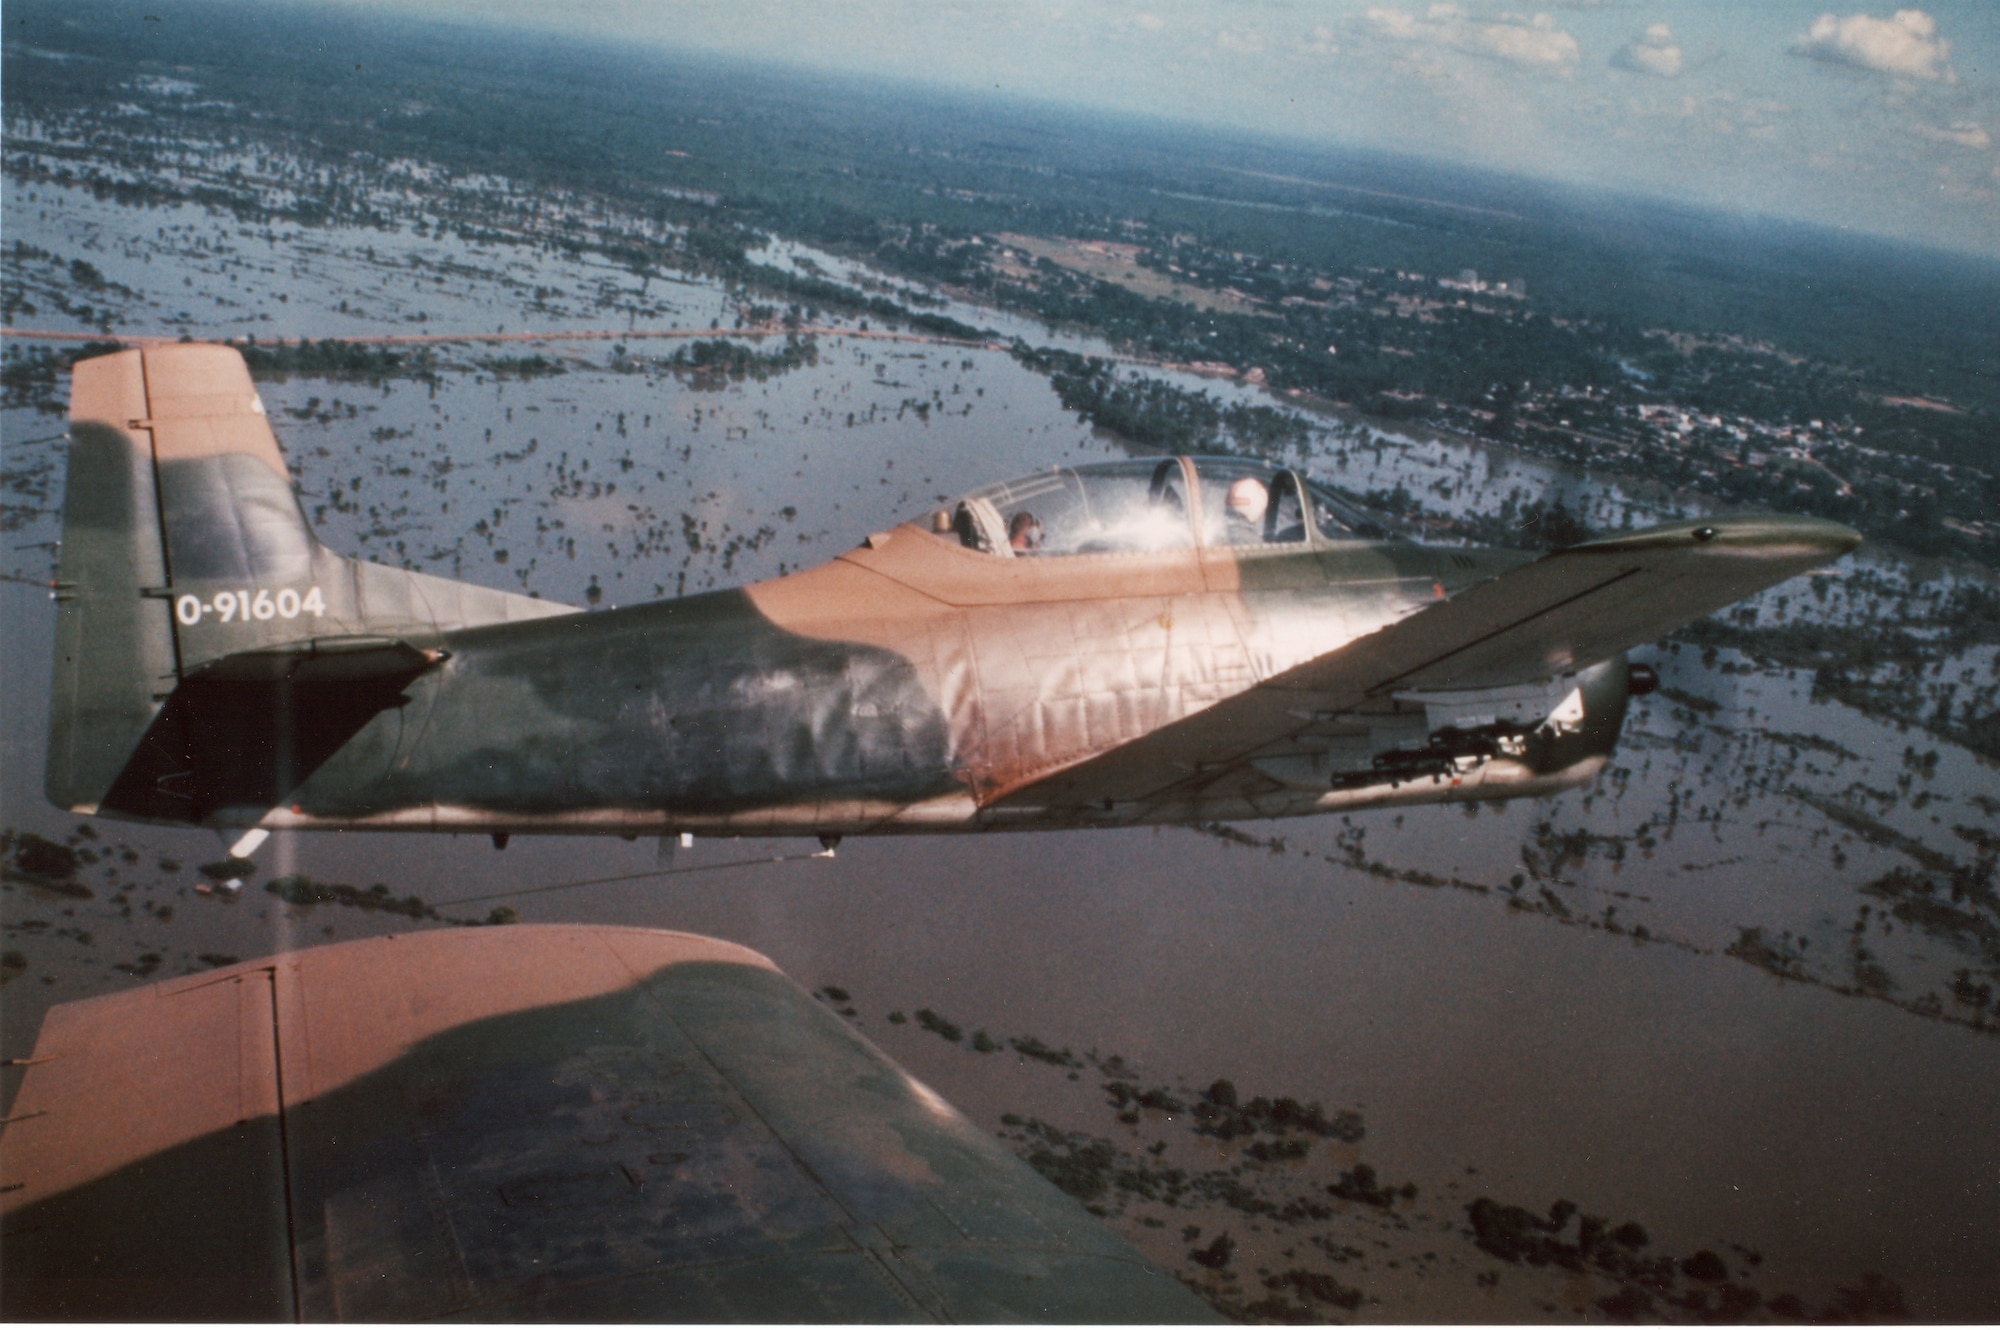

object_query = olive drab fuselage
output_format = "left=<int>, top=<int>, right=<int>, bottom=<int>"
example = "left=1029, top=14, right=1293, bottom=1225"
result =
left=256, top=473, right=1627, bottom=838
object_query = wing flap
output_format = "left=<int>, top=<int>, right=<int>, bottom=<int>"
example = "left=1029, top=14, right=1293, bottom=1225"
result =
left=991, top=515, right=1859, bottom=810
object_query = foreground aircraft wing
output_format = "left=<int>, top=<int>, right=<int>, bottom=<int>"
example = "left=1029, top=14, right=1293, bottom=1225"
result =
left=0, top=925, right=1214, bottom=1323
left=993, top=515, right=1859, bottom=811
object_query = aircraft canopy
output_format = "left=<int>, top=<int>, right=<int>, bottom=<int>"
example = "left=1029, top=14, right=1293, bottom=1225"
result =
left=931, top=456, right=1396, bottom=558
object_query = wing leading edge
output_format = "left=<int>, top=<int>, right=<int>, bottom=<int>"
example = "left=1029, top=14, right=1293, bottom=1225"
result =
left=992, top=514, right=1860, bottom=812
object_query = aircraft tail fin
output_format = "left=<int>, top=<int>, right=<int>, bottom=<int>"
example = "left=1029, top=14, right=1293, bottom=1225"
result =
left=47, top=344, right=572, bottom=820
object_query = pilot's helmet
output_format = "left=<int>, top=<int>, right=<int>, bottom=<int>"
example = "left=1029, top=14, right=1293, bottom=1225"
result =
left=1225, top=476, right=1269, bottom=525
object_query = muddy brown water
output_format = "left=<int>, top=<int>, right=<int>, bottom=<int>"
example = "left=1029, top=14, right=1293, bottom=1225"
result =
left=3, top=172, right=1997, bottom=1319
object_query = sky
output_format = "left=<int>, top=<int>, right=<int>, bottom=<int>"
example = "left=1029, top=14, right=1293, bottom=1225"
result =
left=330, top=1, right=1999, bottom=260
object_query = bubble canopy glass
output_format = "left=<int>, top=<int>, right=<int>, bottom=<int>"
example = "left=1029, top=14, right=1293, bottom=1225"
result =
left=927, top=456, right=1398, bottom=557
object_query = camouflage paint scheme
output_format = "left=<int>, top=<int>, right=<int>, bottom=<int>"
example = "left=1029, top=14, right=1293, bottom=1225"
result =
left=47, top=346, right=1860, bottom=842
left=0, top=925, right=1218, bottom=1321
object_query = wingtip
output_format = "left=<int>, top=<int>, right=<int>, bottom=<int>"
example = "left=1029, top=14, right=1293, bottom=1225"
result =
left=1584, top=514, right=1861, bottom=562
left=1728, top=514, right=1862, bottom=560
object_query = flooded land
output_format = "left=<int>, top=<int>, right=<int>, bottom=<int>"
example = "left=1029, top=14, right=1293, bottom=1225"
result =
left=4, top=14, right=1999, bottom=1322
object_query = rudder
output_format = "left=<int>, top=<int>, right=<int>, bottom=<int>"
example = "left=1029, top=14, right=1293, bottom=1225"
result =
left=45, top=351, right=178, bottom=813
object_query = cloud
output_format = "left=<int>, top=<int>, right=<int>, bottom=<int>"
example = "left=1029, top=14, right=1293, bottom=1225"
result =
left=1297, top=23, right=1341, bottom=58
left=1795, top=9, right=1953, bottom=81
left=1915, top=120, right=1991, bottom=150
left=1131, top=12, right=1165, bottom=33
left=1216, top=26, right=1265, bottom=54
left=1612, top=23, right=1682, bottom=77
left=1361, top=5, right=1581, bottom=71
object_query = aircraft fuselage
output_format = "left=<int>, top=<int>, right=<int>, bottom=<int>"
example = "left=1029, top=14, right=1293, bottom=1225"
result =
left=252, top=530, right=1631, bottom=838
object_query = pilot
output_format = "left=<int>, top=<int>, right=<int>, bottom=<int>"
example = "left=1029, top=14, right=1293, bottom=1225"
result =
left=1008, top=510, right=1044, bottom=552
left=1224, top=476, right=1269, bottom=542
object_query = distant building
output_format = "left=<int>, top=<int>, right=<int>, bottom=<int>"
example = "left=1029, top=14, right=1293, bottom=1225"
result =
left=1439, top=267, right=1516, bottom=297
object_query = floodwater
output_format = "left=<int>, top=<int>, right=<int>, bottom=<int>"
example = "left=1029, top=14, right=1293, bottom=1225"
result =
left=4, top=167, right=1998, bottom=1319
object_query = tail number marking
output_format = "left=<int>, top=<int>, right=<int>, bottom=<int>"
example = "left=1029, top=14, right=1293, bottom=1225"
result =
left=175, top=587, right=326, bottom=626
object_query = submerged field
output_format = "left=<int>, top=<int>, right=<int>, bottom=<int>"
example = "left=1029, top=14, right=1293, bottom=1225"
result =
left=3, top=102, right=1998, bottom=1321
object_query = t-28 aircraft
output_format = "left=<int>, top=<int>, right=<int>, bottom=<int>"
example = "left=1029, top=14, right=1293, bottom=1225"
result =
left=47, top=345, right=1857, bottom=850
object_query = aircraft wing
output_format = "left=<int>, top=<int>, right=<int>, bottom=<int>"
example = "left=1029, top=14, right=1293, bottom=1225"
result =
left=992, top=515, right=1859, bottom=811
left=0, top=925, right=1214, bottom=1323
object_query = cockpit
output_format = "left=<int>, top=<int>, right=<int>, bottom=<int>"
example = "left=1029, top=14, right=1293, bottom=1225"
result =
left=927, top=456, right=1398, bottom=557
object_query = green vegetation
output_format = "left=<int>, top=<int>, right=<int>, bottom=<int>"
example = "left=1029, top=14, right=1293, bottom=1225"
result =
left=266, top=873, right=437, bottom=920
left=235, top=337, right=425, bottom=381
left=1012, top=345, right=1307, bottom=454
left=1862, top=868, right=1999, bottom=964
left=1466, top=1194, right=1904, bottom=1323
left=112, top=951, right=163, bottom=978
left=2, top=829, right=92, bottom=897
left=1014, top=1117, right=1121, bottom=1205
left=475, top=352, right=565, bottom=379
left=1257, top=1268, right=1362, bottom=1314
left=733, top=265, right=988, bottom=341
left=1008, top=1035, right=1082, bottom=1067
left=1726, top=926, right=1810, bottom=979
left=1185, top=1076, right=1365, bottom=1144
left=665, top=335, right=818, bottom=387
left=1325, top=1163, right=1415, bottom=1208
left=979, top=1026, right=1870, bottom=1323
left=7, top=830, right=79, bottom=882
left=1676, top=581, right=2000, bottom=761
left=1361, top=483, right=1593, bottom=550
left=1188, top=1232, right=1234, bottom=1269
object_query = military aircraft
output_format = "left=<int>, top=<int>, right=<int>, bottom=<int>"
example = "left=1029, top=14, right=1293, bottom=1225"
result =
left=0, top=923, right=1215, bottom=1321
left=46, top=344, right=1858, bottom=851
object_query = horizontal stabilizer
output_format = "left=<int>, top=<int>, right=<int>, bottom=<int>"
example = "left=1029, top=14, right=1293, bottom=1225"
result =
left=99, top=638, right=443, bottom=823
